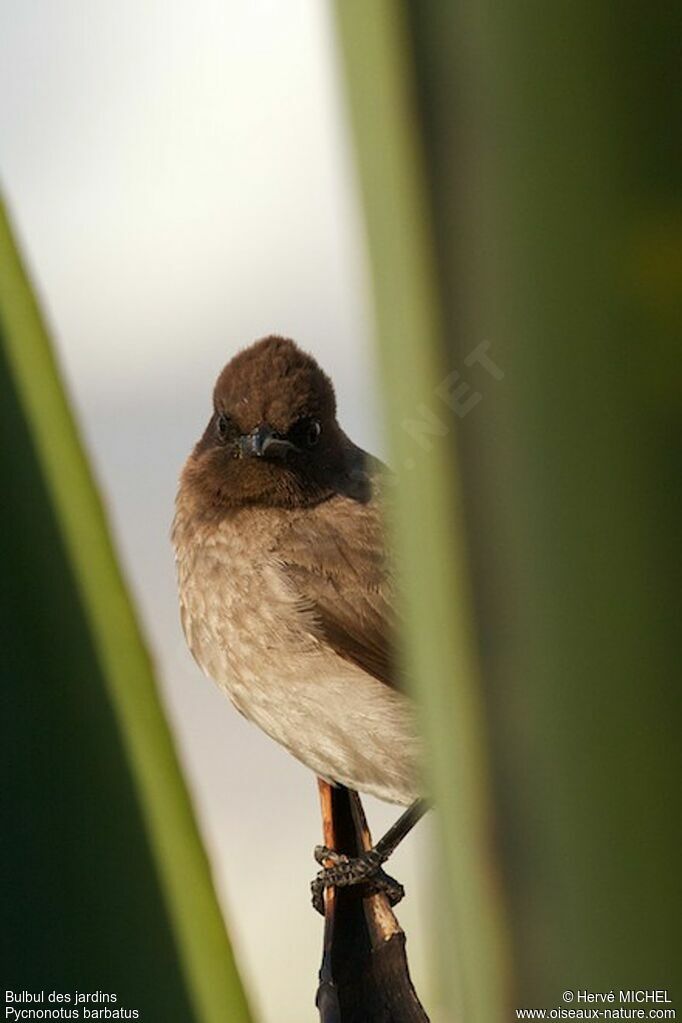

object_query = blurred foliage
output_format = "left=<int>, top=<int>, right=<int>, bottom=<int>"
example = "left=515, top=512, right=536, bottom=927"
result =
left=333, top=4, right=512, bottom=1020
left=0, top=200, right=252, bottom=1023
left=335, top=0, right=681, bottom=1017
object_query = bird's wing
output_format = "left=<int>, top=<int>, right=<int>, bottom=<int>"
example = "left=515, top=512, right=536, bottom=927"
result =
left=278, top=475, right=398, bottom=689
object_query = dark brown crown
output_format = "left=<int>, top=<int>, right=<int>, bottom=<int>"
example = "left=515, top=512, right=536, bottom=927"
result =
left=213, top=335, right=336, bottom=434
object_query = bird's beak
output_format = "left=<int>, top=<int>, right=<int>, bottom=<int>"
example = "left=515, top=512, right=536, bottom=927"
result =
left=238, top=423, right=299, bottom=459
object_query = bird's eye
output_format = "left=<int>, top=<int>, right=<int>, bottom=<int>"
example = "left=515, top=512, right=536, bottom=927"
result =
left=306, top=419, right=321, bottom=447
left=216, top=413, right=231, bottom=441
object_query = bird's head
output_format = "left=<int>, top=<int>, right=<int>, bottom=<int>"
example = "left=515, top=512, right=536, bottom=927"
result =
left=181, top=336, right=353, bottom=511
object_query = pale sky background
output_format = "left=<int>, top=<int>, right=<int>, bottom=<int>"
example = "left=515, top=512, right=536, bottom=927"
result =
left=0, top=2, right=436, bottom=1020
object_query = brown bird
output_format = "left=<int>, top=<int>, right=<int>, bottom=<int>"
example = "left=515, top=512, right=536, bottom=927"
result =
left=172, top=335, right=427, bottom=908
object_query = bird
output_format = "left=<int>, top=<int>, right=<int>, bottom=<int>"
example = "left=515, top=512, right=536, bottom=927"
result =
left=172, top=335, right=427, bottom=909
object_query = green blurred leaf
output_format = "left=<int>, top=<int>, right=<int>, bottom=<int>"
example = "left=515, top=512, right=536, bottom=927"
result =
left=333, top=3, right=513, bottom=1020
left=335, top=0, right=681, bottom=1015
left=0, top=199, right=252, bottom=1023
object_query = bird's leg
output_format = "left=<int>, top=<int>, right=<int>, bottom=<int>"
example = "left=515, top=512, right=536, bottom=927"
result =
left=311, top=799, right=429, bottom=915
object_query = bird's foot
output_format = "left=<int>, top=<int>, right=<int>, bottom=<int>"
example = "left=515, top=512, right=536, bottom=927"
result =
left=311, top=845, right=405, bottom=915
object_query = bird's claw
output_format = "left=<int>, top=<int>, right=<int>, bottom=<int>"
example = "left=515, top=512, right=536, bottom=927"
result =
left=311, top=846, right=405, bottom=915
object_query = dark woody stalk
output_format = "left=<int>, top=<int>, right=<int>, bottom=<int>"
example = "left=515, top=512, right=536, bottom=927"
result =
left=316, top=780, right=429, bottom=1023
